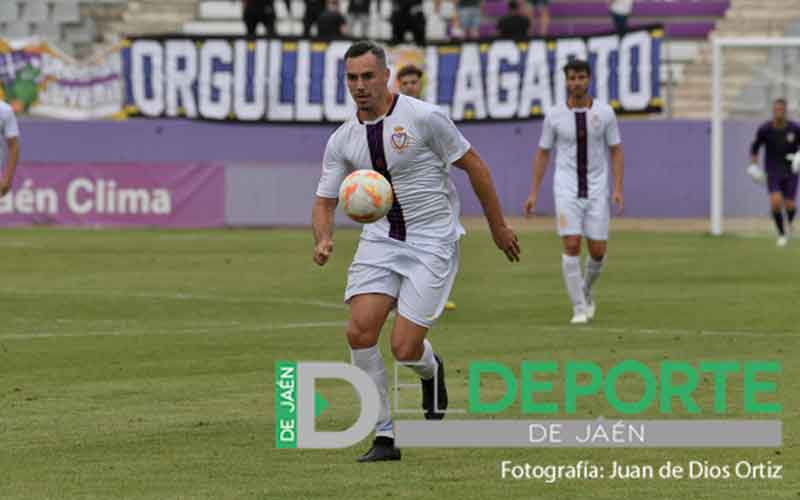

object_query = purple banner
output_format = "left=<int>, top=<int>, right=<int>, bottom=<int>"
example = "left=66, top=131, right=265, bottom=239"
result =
left=0, top=163, right=225, bottom=227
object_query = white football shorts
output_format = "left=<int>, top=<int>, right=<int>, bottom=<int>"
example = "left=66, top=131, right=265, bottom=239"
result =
left=554, top=195, right=610, bottom=241
left=344, top=238, right=459, bottom=328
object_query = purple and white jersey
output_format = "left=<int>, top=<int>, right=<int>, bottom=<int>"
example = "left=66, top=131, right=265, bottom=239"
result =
left=539, top=100, right=621, bottom=200
left=316, top=94, right=470, bottom=246
left=0, top=101, right=19, bottom=165
left=0, top=101, right=18, bottom=140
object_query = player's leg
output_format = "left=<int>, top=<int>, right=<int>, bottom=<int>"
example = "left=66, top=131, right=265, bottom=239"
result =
left=347, top=293, right=402, bottom=462
left=392, top=243, right=459, bottom=420
left=390, top=316, right=447, bottom=420
left=583, top=196, right=610, bottom=319
left=557, top=196, right=588, bottom=323
left=583, top=240, right=606, bottom=320
left=562, top=235, right=588, bottom=323
left=786, top=200, right=797, bottom=228
left=344, top=241, right=404, bottom=462
left=768, top=185, right=787, bottom=245
left=783, top=175, right=798, bottom=236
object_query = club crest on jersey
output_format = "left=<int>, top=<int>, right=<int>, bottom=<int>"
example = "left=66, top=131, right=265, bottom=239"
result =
left=391, top=126, right=410, bottom=153
left=590, top=113, right=602, bottom=130
left=788, top=132, right=796, bottom=143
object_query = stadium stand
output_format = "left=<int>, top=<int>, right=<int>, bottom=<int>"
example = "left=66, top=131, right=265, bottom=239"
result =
left=183, top=0, right=421, bottom=40
left=672, top=0, right=800, bottom=118
left=11, top=0, right=796, bottom=120
left=478, top=0, right=728, bottom=39
left=727, top=24, right=800, bottom=117
left=184, top=0, right=729, bottom=41
left=182, top=0, right=731, bottom=113
left=0, top=0, right=129, bottom=56
left=109, top=0, right=200, bottom=37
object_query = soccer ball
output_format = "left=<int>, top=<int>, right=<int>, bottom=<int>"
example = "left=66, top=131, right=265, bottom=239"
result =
left=339, top=170, right=394, bottom=223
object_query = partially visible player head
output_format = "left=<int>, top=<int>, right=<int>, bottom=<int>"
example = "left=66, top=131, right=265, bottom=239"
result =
left=563, top=59, right=591, bottom=103
left=345, top=41, right=391, bottom=117
left=397, top=64, right=423, bottom=99
left=773, top=98, right=787, bottom=125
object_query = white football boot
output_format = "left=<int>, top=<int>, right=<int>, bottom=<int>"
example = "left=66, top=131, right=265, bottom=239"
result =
left=570, top=308, right=589, bottom=325
left=584, top=289, right=596, bottom=321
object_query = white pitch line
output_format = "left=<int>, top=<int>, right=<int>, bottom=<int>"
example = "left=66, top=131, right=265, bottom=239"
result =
left=553, top=324, right=796, bottom=337
left=0, top=241, right=42, bottom=248
left=457, top=323, right=797, bottom=337
left=0, top=288, right=346, bottom=310
left=0, top=321, right=348, bottom=340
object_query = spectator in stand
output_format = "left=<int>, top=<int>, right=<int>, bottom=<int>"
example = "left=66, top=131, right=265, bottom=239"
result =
left=456, top=0, right=483, bottom=40
left=391, top=0, right=426, bottom=46
left=304, top=0, right=326, bottom=36
left=242, top=0, right=291, bottom=36
left=528, top=0, right=549, bottom=36
left=348, top=0, right=371, bottom=38
left=609, top=0, right=633, bottom=34
left=497, top=0, right=530, bottom=39
left=317, top=0, right=349, bottom=38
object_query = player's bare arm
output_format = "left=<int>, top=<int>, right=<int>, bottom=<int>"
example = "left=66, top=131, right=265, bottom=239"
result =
left=524, top=147, right=550, bottom=217
left=452, top=147, right=521, bottom=262
left=312, top=196, right=337, bottom=265
left=610, top=143, right=624, bottom=214
left=0, top=136, right=19, bottom=197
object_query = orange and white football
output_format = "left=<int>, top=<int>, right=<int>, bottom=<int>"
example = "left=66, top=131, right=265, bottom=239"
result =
left=338, top=170, right=394, bottom=223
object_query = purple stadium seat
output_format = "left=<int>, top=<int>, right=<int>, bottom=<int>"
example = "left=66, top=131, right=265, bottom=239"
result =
left=549, top=1, right=729, bottom=17
left=481, top=0, right=729, bottom=37
left=478, top=0, right=727, bottom=40
left=632, top=1, right=729, bottom=16
left=483, top=1, right=508, bottom=17
left=481, top=21, right=716, bottom=39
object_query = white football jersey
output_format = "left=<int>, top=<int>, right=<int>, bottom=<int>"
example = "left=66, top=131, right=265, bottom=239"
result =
left=316, top=94, right=470, bottom=246
left=539, top=99, right=621, bottom=200
left=0, top=101, right=19, bottom=139
left=0, top=101, right=19, bottom=166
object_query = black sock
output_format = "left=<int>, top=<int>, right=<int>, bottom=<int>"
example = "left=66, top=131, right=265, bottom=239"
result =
left=773, top=210, right=785, bottom=235
left=788, top=207, right=796, bottom=224
left=374, top=436, right=394, bottom=446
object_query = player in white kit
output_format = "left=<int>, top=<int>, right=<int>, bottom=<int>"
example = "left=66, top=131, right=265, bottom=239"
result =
left=313, top=41, right=520, bottom=462
left=524, top=59, right=624, bottom=324
left=0, top=100, right=20, bottom=198
left=396, top=64, right=458, bottom=312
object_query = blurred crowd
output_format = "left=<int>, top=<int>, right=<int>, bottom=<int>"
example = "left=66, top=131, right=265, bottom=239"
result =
left=240, top=0, right=635, bottom=43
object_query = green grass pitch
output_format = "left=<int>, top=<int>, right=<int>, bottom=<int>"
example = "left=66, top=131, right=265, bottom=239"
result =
left=0, top=225, right=797, bottom=499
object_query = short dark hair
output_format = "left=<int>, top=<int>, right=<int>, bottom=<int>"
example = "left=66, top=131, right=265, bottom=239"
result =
left=508, top=0, right=519, bottom=9
left=563, top=59, right=591, bottom=77
left=774, top=98, right=787, bottom=107
left=397, top=64, right=423, bottom=80
left=344, top=41, right=387, bottom=68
